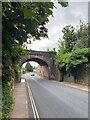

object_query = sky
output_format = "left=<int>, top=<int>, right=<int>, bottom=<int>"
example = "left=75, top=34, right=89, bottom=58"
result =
left=24, top=1, right=88, bottom=67
left=26, top=2, right=88, bottom=52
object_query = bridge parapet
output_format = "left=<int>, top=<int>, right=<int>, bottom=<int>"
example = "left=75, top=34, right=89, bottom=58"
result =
left=27, top=50, right=51, bottom=57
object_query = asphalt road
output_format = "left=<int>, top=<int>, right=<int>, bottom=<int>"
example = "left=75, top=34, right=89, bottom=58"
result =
left=22, top=73, right=88, bottom=118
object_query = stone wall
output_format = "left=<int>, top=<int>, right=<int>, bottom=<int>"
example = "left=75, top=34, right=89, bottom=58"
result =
left=55, top=63, right=90, bottom=85
left=54, top=67, right=60, bottom=81
left=76, top=64, right=89, bottom=85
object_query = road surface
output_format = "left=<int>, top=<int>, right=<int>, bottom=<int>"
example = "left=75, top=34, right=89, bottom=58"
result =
left=22, top=73, right=88, bottom=118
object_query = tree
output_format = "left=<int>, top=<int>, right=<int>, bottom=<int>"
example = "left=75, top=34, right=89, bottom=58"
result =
left=48, top=48, right=57, bottom=60
left=25, top=62, right=33, bottom=72
left=2, top=2, right=68, bottom=119
left=2, top=2, right=68, bottom=44
left=73, top=22, right=90, bottom=50
left=2, top=2, right=68, bottom=81
left=21, top=67, right=26, bottom=74
left=56, top=23, right=90, bottom=81
left=62, top=25, right=77, bottom=52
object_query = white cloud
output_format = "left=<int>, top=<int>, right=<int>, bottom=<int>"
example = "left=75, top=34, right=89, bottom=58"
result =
left=30, top=2, right=88, bottom=52
left=27, top=38, right=55, bottom=51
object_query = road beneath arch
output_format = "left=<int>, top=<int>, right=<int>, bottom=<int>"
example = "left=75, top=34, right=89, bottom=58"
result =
left=22, top=73, right=88, bottom=118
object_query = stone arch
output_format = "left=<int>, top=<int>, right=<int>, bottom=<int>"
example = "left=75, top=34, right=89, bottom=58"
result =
left=19, top=56, right=49, bottom=67
left=19, top=50, right=55, bottom=79
left=19, top=55, right=50, bottom=78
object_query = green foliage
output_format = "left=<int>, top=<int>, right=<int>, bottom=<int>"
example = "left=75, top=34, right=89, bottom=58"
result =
left=62, top=25, right=77, bottom=52
left=2, top=2, right=58, bottom=43
left=48, top=48, right=57, bottom=60
left=58, top=1, right=68, bottom=7
left=25, top=62, right=33, bottom=72
left=2, top=43, right=26, bottom=82
left=2, top=2, right=68, bottom=119
left=21, top=67, right=26, bottom=74
left=73, top=22, right=90, bottom=50
left=2, top=80, right=13, bottom=119
left=56, top=23, right=90, bottom=77
left=2, top=2, right=68, bottom=44
left=65, top=48, right=89, bottom=72
left=56, top=40, right=66, bottom=68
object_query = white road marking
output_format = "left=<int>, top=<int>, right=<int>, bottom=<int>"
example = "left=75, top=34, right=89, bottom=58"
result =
left=26, top=80, right=40, bottom=120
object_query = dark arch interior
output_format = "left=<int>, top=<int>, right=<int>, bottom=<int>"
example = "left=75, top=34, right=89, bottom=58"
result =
left=21, top=57, right=48, bottom=67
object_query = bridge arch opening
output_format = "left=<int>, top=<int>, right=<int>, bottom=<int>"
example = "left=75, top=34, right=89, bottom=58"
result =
left=20, top=57, right=49, bottom=78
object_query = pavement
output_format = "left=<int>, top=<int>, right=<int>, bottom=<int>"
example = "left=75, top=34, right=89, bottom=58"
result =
left=10, top=79, right=28, bottom=119
left=54, top=81, right=89, bottom=92
left=10, top=75, right=88, bottom=118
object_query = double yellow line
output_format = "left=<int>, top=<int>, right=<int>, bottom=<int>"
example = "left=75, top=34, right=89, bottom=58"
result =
left=26, top=80, right=40, bottom=120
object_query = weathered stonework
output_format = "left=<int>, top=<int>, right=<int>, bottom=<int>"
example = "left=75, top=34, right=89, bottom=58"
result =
left=19, top=50, right=55, bottom=79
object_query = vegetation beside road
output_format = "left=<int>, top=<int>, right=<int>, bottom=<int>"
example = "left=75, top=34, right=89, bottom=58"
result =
left=48, top=22, right=90, bottom=82
left=2, top=81, right=13, bottom=119
left=2, top=2, right=68, bottom=119
left=55, top=22, right=90, bottom=82
left=22, top=62, right=33, bottom=74
left=2, top=2, right=89, bottom=119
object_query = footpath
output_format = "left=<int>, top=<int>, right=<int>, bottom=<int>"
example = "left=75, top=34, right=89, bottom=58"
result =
left=10, top=79, right=28, bottom=119
left=59, top=81, right=89, bottom=92
left=10, top=79, right=89, bottom=119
